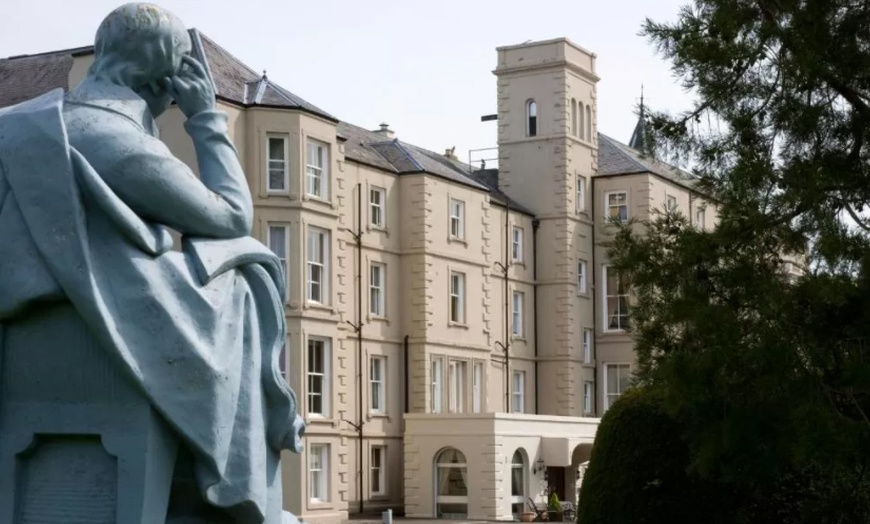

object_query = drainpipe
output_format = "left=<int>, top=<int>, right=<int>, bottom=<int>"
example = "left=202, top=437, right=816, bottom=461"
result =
left=404, top=335, right=410, bottom=414
left=590, top=178, right=598, bottom=415
left=346, top=183, right=366, bottom=514
left=494, top=204, right=511, bottom=412
left=532, top=218, right=540, bottom=414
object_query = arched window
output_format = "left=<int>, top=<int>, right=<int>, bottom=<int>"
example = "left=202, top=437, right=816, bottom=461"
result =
left=578, top=102, right=585, bottom=141
left=586, top=105, right=592, bottom=141
left=435, top=448, right=468, bottom=518
left=571, top=99, right=578, bottom=137
left=511, top=450, right=527, bottom=519
left=526, top=100, right=538, bottom=137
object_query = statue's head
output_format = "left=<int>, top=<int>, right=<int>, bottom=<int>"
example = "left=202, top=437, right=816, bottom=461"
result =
left=89, top=3, right=192, bottom=118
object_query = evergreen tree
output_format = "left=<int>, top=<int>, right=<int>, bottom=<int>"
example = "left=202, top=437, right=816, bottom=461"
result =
left=607, top=0, right=870, bottom=511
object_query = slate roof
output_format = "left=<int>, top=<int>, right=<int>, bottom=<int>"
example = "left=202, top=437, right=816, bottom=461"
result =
left=0, top=30, right=694, bottom=216
left=598, top=133, right=698, bottom=190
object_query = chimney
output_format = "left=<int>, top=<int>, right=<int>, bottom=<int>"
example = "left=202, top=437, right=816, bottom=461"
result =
left=444, top=146, right=458, bottom=161
left=374, top=122, right=395, bottom=140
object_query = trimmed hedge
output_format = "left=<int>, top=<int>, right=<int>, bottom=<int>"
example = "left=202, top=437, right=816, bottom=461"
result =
left=576, top=387, right=724, bottom=524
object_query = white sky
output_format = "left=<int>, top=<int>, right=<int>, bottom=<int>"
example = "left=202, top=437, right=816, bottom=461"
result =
left=1, top=0, right=692, bottom=163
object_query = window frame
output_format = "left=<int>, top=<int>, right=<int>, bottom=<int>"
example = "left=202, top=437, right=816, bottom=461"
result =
left=603, top=265, right=630, bottom=332
left=604, top=363, right=632, bottom=411
left=370, top=355, right=386, bottom=414
left=695, top=206, right=706, bottom=228
left=308, top=443, right=329, bottom=503
left=605, top=190, right=629, bottom=224
left=666, top=194, right=677, bottom=212
left=370, top=445, right=387, bottom=497
left=449, top=271, right=466, bottom=324
left=511, top=226, right=524, bottom=262
left=369, top=262, right=386, bottom=317
left=431, top=356, right=444, bottom=413
left=526, top=99, right=538, bottom=137
left=305, top=138, right=329, bottom=200
left=472, top=361, right=483, bottom=413
left=583, top=381, right=594, bottom=415
left=512, top=370, right=525, bottom=413
left=449, top=198, right=465, bottom=240
left=306, top=337, right=330, bottom=417
left=266, top=133, right=289, bottom=193
left=582, top=328, right=593, bottom=363
left=447, top=359, right=467, bottom=413
left=578, top=259, right=588, bottom=294
left=511, top=290, right=524, bottom=337
left=370, top=185, right=386, bottom=228
left=306, top=227, right=329, bottom=304
left=267, top=224, right=289, bottom=299
left=576, top=175, right=587, bottom=212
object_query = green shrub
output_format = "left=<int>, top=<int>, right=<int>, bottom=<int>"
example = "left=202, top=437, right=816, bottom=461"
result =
left=548, top=492, right=561, bottom=512
left=576, top=387, right=724, bottom=524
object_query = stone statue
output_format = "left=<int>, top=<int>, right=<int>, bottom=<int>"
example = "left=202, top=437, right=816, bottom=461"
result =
left=0, top=3, right=304, bottom=523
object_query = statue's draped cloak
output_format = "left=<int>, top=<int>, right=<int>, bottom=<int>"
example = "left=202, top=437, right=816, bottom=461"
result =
left=0, top=88, right=303, bottom=523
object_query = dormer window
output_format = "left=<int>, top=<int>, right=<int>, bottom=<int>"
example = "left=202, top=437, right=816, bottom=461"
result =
left=526, top=100, right=537, bottom=137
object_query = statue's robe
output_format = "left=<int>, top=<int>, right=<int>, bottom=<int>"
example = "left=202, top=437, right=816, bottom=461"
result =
left=0, top=83, right=304, bottom=523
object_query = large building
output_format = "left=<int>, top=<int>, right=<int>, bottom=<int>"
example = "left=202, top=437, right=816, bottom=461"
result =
left=0, top=32, right=715, bottom=523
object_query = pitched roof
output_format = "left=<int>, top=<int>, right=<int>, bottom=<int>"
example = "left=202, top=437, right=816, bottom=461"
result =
left=0, top=31, right=691, bottom=214
left=598, top=133, right=698, bottom=190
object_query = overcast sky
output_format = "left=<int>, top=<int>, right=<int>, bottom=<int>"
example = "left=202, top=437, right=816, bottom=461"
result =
left=2, top=0, right=692, bottom=163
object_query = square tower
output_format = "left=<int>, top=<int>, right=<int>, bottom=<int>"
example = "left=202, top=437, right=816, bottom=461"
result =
left=494, top=39, right=600, bottom=416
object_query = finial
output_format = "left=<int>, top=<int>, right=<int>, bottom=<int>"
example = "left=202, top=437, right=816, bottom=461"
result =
left=262, top=70, right=268, bottom=79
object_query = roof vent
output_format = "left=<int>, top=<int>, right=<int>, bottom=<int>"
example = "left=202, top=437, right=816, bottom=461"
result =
left=444, top=146, right=458, bottom=161
left=374, top=122, right=395, bottom=140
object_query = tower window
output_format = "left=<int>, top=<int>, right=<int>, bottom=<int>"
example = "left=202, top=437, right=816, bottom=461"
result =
left=571, top=98, right=578, bottom=136
left=526, top=100, right=537, bottom=137
left=579, top=102, right=585, bottom=141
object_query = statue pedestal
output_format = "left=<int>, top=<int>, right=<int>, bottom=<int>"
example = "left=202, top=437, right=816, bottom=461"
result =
left=0, top=303, right=178, bottom=523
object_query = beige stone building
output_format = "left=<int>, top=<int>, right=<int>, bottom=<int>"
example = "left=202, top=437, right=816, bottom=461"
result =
left=1, top=32, right=715, bottom=523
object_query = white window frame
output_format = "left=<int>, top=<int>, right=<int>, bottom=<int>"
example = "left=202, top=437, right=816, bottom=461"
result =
left=369, top=262, right=385, bottom=317
left=472, top=361, right=483, bottom=413
left=511, top=226, right=524, bottom=262
left=266, top=134, right=289, bottom=193
left=582, top=328, right=593, bottom=363
left=307, top=227, right=329, bottom=304
left=526, top=99, right=538, bottom=137
left=511, top=291, right=524, bottom=337
left=603, top=265, right=630, bottom=332
left=448, top=359, right=467, bottom=413
left=267, top=224, right=289, bottom=298
left=577, top=175, right=587, bottom=212
left=370, top=185, right=386, bottom=228
left=583, top=381, right=594, bottom=415
left=605, top=190, right=629, bottom=224
left=666, top=194, right=677, bottom=212
left=449, top=198, right=465, bottom=240
left=306, top=138, right=329, bottom=199
left=512, top=370, right=525, bottom=413
left=578, top=259, right=588, bottom=294
left=308, top=443, right=329, bottom=502
left=431, top=357, right=443, bottom=413
left=370, top=355, right=386, bottom=414
left=695, top=206, right=706, bottom=228
left=371, top=445, right=386, bottom=496
left=307, top=337, right=330, bottom=417
left=449, top=271, right=466, bottom=324
left=604, top=363, right=632, bottom=411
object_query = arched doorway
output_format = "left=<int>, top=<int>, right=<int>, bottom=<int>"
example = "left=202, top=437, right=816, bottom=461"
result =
left=435, top=447, right=468, bottom=518
left=571, top=444, right=594, bottom=507
left=511, top=449, right=528, bottom=519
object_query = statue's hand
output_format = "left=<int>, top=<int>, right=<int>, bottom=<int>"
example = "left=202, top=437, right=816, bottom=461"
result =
left=165, top=55, right=216, bottom=118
